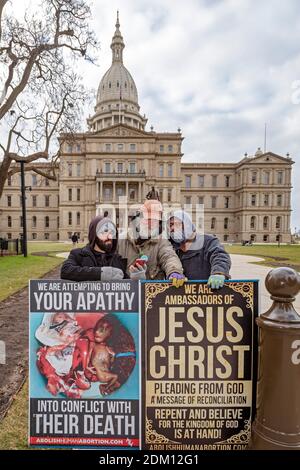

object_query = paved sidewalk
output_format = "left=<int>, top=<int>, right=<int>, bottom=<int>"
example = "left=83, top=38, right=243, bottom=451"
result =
left=56, top=252, right=69, bottom=258
left=230, top=254, right=300, bottom=312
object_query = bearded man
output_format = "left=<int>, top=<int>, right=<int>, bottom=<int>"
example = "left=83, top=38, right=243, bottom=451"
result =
left=61, top=215, right=127, bottom=281
left=117, top=199, right=185, bottom=286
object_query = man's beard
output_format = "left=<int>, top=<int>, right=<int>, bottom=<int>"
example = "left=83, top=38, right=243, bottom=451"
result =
left=170, top=228, right=185, bottom=244
left=138, top=223, right=160, bottom=240
left=95, top=237, right=113, bottom=253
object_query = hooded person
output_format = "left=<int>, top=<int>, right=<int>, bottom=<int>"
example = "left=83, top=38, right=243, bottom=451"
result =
left=60, top=215, right=128, bottom=281
left=167, top=210, right=231, bottom=289
left=117, top=199, right=185, bottom=286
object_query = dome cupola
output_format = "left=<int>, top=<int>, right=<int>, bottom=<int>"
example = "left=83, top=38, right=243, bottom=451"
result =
left=88, top=12, right=147, bottom=132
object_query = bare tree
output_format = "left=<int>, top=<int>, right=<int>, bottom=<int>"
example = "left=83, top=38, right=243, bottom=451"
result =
left=2, top=69, right=89, bottom=183
left=0, top=0, right=98, bottom=198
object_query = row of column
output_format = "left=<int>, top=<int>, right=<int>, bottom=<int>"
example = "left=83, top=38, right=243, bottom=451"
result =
left=96, top=181, right=144, bottom=202
left=94, top=115, right=142, bottom=131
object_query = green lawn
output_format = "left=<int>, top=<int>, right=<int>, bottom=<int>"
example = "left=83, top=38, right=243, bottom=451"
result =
left=0, top=241, right=85, bottom=302
left=28, top=241, right=84, bottom=254
left=0, top=381, right=28, bottom=450
left=0, top=255, right=62, bottom=302
left=226, top=244, right=300, bottom=270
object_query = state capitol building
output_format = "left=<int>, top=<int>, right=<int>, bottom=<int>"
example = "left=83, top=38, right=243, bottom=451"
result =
left=0, top=15, right=293, bottom=244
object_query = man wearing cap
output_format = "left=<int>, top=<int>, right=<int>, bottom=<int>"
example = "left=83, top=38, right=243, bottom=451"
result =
left=117, top=199, right=185, bottom=287
left=167, top=210, right=231, bottom=289
left=61, top=215, right=127, bottom=281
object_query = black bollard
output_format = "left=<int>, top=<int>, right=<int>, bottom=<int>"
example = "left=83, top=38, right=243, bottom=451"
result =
left=250, top=267, right=300, bottom=449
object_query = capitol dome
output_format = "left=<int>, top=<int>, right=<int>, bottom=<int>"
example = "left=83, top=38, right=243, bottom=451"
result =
left=88, top=13, right=147, bottom=132
left=97, top=62, right=138, bottom=106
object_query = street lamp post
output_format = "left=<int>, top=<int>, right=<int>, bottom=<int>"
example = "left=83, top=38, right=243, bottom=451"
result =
left=20, top=161, right=28, bottom=257
left=17, top=160, right=31, bottom=257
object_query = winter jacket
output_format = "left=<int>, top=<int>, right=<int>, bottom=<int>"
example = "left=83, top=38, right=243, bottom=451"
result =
left=60, top=245, right=128, bottom=281
left=117, top=229, right=184, bottom=280
left=61, top=215, right=127, bottom=281
left=175, top=233, right=231, bottom=280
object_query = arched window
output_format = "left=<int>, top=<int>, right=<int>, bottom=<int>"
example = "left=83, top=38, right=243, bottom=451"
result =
left=32, top=216, right=37, bottom=228
left=250, top=216, right=256, bottom=229
left=211, top=217, right=216, bottom=230
left=224, top=217, right=229, bottom=229
left=45, top=216, right=49, bottom=228
left=8, top=215, right=12, bottom=227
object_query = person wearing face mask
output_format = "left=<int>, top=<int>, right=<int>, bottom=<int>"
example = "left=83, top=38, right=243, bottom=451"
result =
left=117, top=199, right=185, bottom=286
left=167, top=210, right=231, bottom=289
left=61, top=216, right=127, bottom=281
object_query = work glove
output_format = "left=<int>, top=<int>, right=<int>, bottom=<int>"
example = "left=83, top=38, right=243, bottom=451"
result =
left=100, top=266, right=124, bottom=281
left=207, top=274, right=225, bottom=289
left=129, top=264, right=147, bottom=280
left=168, top=272, right=186, bottom=288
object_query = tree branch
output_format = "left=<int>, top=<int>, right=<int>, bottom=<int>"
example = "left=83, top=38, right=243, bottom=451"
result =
left=8, top=164, right=58, bottom=181
left=0, top=0, right=98, bottom=119
left=9, top=151, right=48, bottom=163
left=0, top=0, right=98, bottom=199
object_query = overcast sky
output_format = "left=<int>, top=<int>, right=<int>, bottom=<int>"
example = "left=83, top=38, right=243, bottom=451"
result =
left=21, top=1, right=300, bottom=228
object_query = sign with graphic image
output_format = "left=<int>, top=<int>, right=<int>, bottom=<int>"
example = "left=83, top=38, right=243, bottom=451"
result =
left=29, top=280, right=139, bottom=448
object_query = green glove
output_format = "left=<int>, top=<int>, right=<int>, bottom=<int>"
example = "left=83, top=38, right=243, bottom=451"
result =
left=207, top=274, right=225, bottom=289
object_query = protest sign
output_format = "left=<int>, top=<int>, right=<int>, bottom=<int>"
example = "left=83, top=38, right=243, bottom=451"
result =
left=141, top=280, right=258, bottom=451
left=29, top=280, right=139, bottom=448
